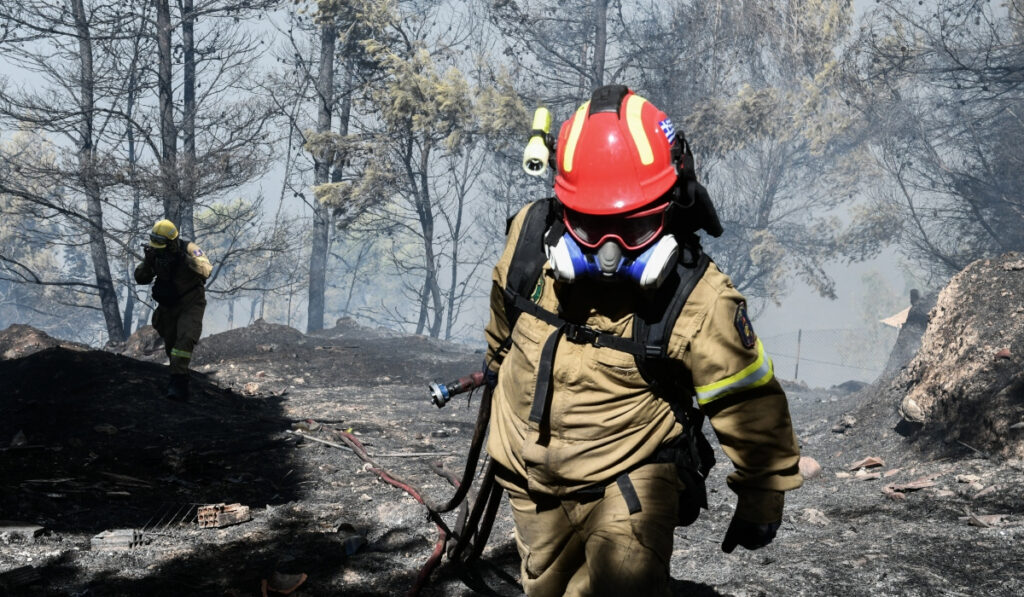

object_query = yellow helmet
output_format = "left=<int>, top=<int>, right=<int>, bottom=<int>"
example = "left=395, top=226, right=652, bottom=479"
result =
left=149, top=219, right=179, bottom=248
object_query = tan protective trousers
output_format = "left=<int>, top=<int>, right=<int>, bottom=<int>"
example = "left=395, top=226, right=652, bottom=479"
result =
left=152, top=299, right=205, bottom=375
left=505, top=462, right=681, bottom=597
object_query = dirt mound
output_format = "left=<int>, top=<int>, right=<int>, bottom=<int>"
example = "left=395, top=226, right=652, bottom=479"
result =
left=0, top=347, right=300, bottom=536
left=894, top=252, right=1024, bottom=458
left=117, top=325, right=165, bottom=359
left=312, top=316, right=401, bottom=340
left=193, top=318, right=482, bottom=391
left=0, top=324, right=88, bottom=360
left=197, top=318, right=309, bottom=362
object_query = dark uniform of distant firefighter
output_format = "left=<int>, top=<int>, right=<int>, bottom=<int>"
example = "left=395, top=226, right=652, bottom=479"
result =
left=483, top=86, right=803, bottom=595
left=135, top=219, right=212, bottom=401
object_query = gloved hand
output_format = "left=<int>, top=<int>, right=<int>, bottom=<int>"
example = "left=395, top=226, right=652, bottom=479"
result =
left=721, top=515, right=780, bottom=553
left=482, top=363, right=499, bottom=389
left=721, top=488, right=785, bottom=553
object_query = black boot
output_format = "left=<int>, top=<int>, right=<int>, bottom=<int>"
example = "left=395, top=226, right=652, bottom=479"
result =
left=166, top=373, right=191, bottom=402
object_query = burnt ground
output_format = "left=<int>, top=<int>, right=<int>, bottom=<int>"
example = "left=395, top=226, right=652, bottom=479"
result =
left=1, top=319, right=1023, bottom=597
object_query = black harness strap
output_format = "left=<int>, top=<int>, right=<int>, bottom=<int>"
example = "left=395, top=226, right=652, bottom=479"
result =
left=504, top=289, right=660, bottom=358
left=633, top=249, right=711, bottom=386
left=616, top=474, right=642, bottom=514
left=529, top=323, right=566, bottom=425
left=504, top=199, right=558, bottom=331
left=507, top=287, right=659, bottom=431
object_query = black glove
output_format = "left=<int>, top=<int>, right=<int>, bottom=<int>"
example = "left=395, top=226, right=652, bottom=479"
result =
left=721, top=515, right=780, bottom=553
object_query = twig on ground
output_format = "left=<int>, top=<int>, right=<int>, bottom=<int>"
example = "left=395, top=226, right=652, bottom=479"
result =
left=285, top=429, right=354, bottom=452
left=956, top=440, right=990, bottom=458
left=286, top=430, right=453, bottom=457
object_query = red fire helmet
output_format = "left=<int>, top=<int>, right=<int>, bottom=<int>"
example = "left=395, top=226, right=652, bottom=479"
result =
left=554, top=87, right=678, bottom=215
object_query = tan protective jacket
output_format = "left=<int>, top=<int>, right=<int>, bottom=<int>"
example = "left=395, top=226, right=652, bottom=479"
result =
left=484, top=203, right=802, bottom=519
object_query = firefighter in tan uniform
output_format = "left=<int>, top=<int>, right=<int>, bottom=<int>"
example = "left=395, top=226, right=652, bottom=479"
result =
left=135, top=219, right=212, bottom=401
left=483, top=86, right=802, bottom=596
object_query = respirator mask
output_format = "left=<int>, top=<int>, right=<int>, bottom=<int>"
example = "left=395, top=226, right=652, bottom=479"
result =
left=545, top=202, right=679, bottom=289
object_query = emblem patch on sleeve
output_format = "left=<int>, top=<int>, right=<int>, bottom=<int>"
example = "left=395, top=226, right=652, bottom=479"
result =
left=193, top=249, right=203, bottom=257
left=734, top=301, right=757, bottom=349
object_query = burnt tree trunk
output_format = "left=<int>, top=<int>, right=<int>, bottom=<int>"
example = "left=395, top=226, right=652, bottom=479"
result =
left=122, top=60, right=141, bottom=339
left=307, top=23, right=336, bottom=333
left=73, top=0, right=124, bottom=343
left=180, top=0, right=197, bottom=240
left=418, top=143, right=443, bottom=338
left=155, top=0, right=179, bottom=229
left=591, top=0, right=608, bottom=88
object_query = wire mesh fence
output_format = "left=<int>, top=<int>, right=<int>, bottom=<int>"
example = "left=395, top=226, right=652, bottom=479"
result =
left=760, top=327, right=898, bottom=389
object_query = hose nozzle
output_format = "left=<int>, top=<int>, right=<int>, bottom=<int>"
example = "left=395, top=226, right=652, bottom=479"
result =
left=429, top=371, right=486, bottom=408
left=522, top=107, right=553, bottom=177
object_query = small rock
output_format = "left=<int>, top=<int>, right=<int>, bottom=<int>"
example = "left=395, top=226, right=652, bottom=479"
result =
left=256, top=370, right=266, bottom=378
left=887, top=476, right=938, bottom=492
left=10, top=430, right=27, bottom=448
left=933, top=490, right=955, bottom=498
left=848, top=456, right=885, bottom=471
left=799, top=456, right=822, bottom=480
left=293, top=377, right=305, bottom=385
left=0, top=522, right=44, bottom=543
left=901, top=397, right=925, bottom=423
left=359, top=493, right=372, bottom=502
left=994, top=348, right=1011, bottom=360
left=881, top=486, right=906, bottom=500
left=242, top=382, right=260, bottom=396
left=801, top=508, right=831, bottom=526
left=955, top=474, right=981, bottom=484
left=973, top=485, right=997, bottom=499
left=335, top=522, right=367, bottom=556
left=430, top=429, right=450, bottom=438
left=265, top=572, right=307, bottom=594
left=854, top=470, right=882, bottom=480
left=93, top=424, right=118, bottom=435
left=969, top=481, right=984, bottom=492
left=835, top=472, right=852, bottom=479
left=966, top=513, right=1007, bottom=527
left=831, top=415, right=857, bottom=434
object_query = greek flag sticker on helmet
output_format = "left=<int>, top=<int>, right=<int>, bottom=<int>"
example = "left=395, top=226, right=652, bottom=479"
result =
left=659, top=118, right=676, bottom=145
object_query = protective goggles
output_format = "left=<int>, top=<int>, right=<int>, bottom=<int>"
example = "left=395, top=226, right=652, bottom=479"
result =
left=149, top=233, right=172, bottom=248
left=563, top=201, right=669, bottom=251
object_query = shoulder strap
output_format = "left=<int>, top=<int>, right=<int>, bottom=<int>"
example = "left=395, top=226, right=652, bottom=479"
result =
left=633, top=243, right=711, bottom=391
left=503, top=198, right=557, bottom=331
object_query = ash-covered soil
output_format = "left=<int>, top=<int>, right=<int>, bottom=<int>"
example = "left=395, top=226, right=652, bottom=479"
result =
left=2, top=315, right=1023, bottom=597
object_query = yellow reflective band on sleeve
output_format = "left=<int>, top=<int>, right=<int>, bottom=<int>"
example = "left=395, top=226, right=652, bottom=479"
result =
left=695, top=339, right=775, bottom=406
left=562, top=101, right=590, bottom=173
left=625, top=94, right=654, bottom=165
left=170, top=348, right=192, bottom=359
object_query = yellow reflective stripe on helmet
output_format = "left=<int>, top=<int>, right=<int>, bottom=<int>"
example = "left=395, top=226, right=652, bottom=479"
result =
left=170, top=348, right=192, bottom=359
left=562, top=101, right=590, bottom=173
left=625, top=94, right=654, bottom=165
left=695, top=339, right=775, bottom=405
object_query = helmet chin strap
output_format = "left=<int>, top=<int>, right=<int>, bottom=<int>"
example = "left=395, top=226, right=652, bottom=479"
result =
left=596, top=241, right=623, bottom=275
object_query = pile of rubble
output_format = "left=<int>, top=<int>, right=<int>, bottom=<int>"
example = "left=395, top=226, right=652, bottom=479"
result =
left=894, top=252, right=1024, bottom=459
